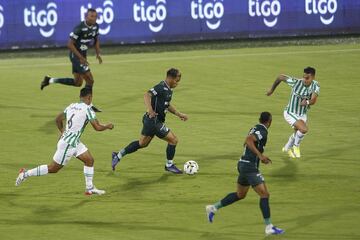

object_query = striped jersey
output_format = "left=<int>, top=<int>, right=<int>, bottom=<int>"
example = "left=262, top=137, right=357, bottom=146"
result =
left=61, top=102, right=96, bottom=147
left=284, top=76, right=320, bottom=116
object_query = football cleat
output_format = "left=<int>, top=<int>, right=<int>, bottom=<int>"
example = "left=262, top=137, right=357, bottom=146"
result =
left=292, top=145, right=301, bottom=158
left=282, top=147, right=296, bottom=158
left=85, top=186, right=105, bottom=195
left=205, top=205, right=217, bottom=223
left=111, top=152, right=121, bottom=171
left=40, top=76, right=51, bottom=90
left=15, top=168, right=27, bottom=186
left=164, top=164, right=183, bottom=174
left=265, top=225, right=285, bottom=235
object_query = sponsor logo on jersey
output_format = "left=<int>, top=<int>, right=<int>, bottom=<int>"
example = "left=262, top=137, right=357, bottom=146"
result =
left=24, top=2, right=58, bottom=38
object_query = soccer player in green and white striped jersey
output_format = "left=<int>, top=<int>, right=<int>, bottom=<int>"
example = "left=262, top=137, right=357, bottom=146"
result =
left=15, top=88, right=114, bottom=195
left=266, top=67, right=320, bottom=158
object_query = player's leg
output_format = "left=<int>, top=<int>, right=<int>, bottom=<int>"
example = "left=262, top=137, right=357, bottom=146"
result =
left=81, top=71, right=102, bottom=112
left=76, top=144, right=104, bottom=195
left=253, top=183, right=284, bottom=235
left=206, top=183, right=249, bottom=223
left=282, top=111, right=298, bottom=158
left=15, top=140, right=73, bottom=186
left=112, top=114, right=156, bottom=170
left=112, top=135, right=153, bottom=171
left=292, top=117, right=308, bottom=157
left=159, top=127, right=182, bottom=174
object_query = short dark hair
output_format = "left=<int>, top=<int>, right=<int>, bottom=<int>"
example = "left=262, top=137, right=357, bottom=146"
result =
left=80, top=87, right=92, bottom=97
left=87, top=8, right=97, bottom=14
left=167, top=68, right=181, bottom=79
left=304, top=66, right=316, bottom=76
left=259, top=112, right=272, bottom=124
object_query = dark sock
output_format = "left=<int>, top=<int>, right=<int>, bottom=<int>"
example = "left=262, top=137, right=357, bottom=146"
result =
left=166, top=144, right=176, bottom=160
left=124, top=141, right=141, bottom=155
left=220, top=192, right=240, bottom=207
left=260, top=198, right=271, bottom=219
left=54, top=78, right=75, bottom=86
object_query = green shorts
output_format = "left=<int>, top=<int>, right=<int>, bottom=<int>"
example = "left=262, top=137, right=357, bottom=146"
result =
left=237, top=160, right=265, bottom=187
left=141, top=114, right=170, bottom=139
left=69, top=52, right=90, bottom=74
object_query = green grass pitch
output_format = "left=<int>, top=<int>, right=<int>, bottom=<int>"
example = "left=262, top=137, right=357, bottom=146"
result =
left=0, top=43, right=359, bottom=240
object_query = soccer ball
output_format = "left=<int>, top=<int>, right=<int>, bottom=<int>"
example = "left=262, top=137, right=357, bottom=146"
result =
left=183, top=160, right=199, bottom=175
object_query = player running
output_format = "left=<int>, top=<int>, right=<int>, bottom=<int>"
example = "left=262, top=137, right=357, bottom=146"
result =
left=40, top=8, right=103, bottom=112
left=205, top=112, right=284, bottom=236
left=111, top=68, right=188, bottom=174
left=15, top=88, right=114, bottom=195
left=266, top=67, right=320, bottom=158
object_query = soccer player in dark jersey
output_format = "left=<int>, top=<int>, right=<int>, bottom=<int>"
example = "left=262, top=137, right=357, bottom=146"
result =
left=111, top=68, right=188, bottom=174
left=205, top=112, right=284, bottom=236
left=40, top=8, right=102, bottom=112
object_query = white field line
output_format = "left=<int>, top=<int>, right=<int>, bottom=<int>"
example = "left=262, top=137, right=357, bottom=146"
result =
left=0, top=48, right=359, bottom=69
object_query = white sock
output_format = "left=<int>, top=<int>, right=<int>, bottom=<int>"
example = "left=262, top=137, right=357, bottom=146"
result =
left=294, top=130, right=305, bottom=146
left=84, top=166, right=94, bottom=190
left=117, top=149, right=125, bottom=159
left=166, top=160, right=173, bottom=167
left=49, top=78, right=55, bottom=84
left=284, top=133, right=295, bottom=150
left=25, top=165, right=48, bottom=177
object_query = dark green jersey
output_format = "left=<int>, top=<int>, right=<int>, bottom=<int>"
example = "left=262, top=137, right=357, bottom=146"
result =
left=241, top=124, right=268, bottom=169
left=148, top=81, right=173, bottom=122
left=69, top=21, right=99, bottom=57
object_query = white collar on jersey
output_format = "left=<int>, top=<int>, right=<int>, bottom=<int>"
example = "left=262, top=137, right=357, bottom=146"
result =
left=259, top=123, right=268, bottom=130
left=163, top=80, right=171, bottom=89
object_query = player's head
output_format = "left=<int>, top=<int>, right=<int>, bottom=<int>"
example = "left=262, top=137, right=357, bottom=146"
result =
left=303, top=66, right=316, bottom=86
left=86, top=8, right=97, bottom=26
left=166, top=68, right=182, bottom=88
left=259, top=111, right=272, bottom=128
left=80, top=87, right=93, bottom=104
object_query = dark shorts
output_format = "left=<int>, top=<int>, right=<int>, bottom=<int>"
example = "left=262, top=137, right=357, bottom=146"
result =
left=237, top=160, right=265, bottom=187
left=141, top=114, right=170, bottom=139
left=69, top=52, right=90, bottom=74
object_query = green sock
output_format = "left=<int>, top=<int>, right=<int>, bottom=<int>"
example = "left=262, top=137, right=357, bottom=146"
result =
left=214, top=201, right=223, bottom=210
left=264, top=218, right=272, bottom=225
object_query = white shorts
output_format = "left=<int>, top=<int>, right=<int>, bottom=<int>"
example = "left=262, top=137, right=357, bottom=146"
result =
left=283, top=110, right=307, bottom=127
left=53, top=139, right=88, bottom=166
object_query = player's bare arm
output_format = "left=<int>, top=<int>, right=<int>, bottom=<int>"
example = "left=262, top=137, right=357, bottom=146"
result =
left=300, top=92, right=318, bottom=106
left=90, top=119, right=114, bottom=131
left=246, top=134, right=271, bottom=164
left=266, top=74, right=289, bottom=96
left=94, top=36, right=102, bottom=64
left=55, top=112, right=65, bottom=133
left=168, top=105, right=188, bottom=121
left=67, top=38, right=88, bottom=65
left=144, top=92, right=157, bottom=118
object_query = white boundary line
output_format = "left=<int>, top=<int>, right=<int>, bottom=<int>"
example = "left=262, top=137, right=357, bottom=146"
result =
left=0, top=48, right=359, bottom=69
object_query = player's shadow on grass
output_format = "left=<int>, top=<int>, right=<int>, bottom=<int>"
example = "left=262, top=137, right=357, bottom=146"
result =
left=109, top=174, right=171, bottom=193
left=267, top=156, right=298, bottom=182
left=37, top=119, right=57, bottom=134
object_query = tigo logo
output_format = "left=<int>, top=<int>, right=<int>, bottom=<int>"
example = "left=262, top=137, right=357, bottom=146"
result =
left=24, top=2, right=58, bottom=38
left=133, top=0, right=167, bottom=33
left=305, top=0, right=337, bottom=25
left=248, top=0, right=281, bottom=28
left=80, top=0, right=114, bottom=35
left=191, top=0, right=224, bottom=30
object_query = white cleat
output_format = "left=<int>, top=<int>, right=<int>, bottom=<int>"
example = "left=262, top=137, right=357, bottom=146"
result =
left=205, top=205, right=217, bottom=223
left=15, top=168, right=27, bottom=186
left=265, top=224, right=285, bottom=235
left=85, top=186, right=105, bottom=196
